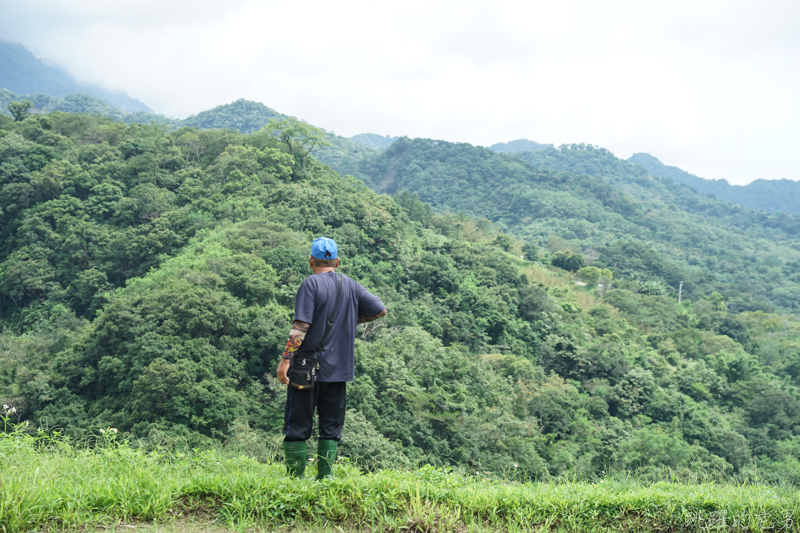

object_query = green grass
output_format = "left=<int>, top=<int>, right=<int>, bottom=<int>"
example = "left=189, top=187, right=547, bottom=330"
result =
left=1, top=428, right=798, bottom=532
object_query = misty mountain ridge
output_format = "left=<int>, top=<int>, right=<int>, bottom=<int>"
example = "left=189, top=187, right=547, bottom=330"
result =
left=489, top=138, right=552, bottom=153
left=355, top=134, right=800, bottom=218
left=349, top=133, right=400, bottom=149
left=0, top=89, right=171, bottom=126
left=490, top=142, right=800, bottom=217
left=3, top=53, right=799, bottom=220
left=630, top=152, right=800, bottom=216
left=0, top=40, right=151, bottom=113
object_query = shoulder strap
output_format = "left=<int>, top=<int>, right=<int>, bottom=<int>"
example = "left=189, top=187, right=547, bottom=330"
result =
left=317, top=273, right=342, bottom=351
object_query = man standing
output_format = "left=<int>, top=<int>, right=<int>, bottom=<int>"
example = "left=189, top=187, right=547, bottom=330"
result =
left=276, top=237, right=387, bottom=479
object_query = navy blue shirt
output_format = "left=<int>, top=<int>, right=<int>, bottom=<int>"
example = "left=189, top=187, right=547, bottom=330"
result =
left=294, top=271, right=385, bottom=382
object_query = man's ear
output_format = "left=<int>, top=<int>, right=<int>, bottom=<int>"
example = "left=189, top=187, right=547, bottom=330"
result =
left=335, top=258, right=340, bottom=268
left=309, top=256, right=315, bottom=269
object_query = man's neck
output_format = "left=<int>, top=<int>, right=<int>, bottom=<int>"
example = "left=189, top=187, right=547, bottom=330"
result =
left=311, top=267, right=337, bottom=275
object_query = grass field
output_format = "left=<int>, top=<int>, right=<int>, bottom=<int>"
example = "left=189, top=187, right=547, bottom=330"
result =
left=1, top=423, right=798, bottom=533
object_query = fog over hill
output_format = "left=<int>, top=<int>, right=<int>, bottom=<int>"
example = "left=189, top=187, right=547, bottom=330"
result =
left=0, top=41, right=151, bottom=113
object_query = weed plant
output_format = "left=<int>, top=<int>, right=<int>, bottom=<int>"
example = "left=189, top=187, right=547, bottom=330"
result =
left=1, top=415, right=799, bottom=532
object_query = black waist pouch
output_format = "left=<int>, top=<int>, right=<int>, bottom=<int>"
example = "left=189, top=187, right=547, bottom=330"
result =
left=289, top=356, right=318, bottom=390
left=288, top=273, right=341, bottom=391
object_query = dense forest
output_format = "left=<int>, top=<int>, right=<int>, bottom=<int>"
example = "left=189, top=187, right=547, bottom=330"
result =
left=1, top=107, right=799, bottom=485
left=0, top=91, right=376, bottom=178
left=484, top=138, right=800, bottom=217
left=348, top=139, right=800, bottom=313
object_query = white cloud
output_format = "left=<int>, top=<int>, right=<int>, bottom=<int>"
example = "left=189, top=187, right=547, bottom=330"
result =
left=1, top=0, right=798, bottom=184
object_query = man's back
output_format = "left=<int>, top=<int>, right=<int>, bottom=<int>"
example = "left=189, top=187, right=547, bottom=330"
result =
left=294, top=271, right=385, bottom=382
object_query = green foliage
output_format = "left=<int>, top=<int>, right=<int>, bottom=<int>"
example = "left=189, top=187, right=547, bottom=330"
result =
left=488, top=138, right=552, bottom=153
left=7, top=100, right=32, bottom=122
left=639, top=280, right=668, bottom=296
left=493, top=233, right=513, bottom=252
left=393, top=190, right=433, bottom=226
left=521, top=241, right=538, bottom=261
left=181, top=98, right=283, bottom=133
left=0, top=89, right=170, bottom=126
left=0, top=90, right=372, bottom=182
left=551, top=250, right=586, bottom=272
left=262, top=117, right=332, bottom=180
left=577, top=266, right=601, bottom=285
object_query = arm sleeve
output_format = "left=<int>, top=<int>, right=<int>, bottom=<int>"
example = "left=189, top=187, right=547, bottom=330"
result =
left=357, top=283, right=386, bottom=317
left=294, top=279, right=316, bottom=324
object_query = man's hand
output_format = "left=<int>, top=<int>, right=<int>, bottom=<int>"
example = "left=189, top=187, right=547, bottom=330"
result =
left=357, top=309, right=387, bottom=324
left=277, top=358, right=290, bottom=385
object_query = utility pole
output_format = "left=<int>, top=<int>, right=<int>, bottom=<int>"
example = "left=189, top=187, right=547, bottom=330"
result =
left=678, top=281, right=683, bottom=303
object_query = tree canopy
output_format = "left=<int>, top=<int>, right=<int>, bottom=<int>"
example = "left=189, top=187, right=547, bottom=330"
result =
left=262, top=117, right=332, bottom=180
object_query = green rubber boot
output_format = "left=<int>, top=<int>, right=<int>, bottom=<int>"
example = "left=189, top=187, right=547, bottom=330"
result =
left=283, top=441, right=307, bottom=479
left=315, top=439, right=338, bottom=480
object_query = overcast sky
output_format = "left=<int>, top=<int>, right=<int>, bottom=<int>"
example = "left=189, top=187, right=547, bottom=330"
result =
left=2, top=0, right=798, bottom=185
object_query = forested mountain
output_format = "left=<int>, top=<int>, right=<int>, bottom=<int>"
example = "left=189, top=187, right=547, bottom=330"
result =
left=0, top=92, right=374, bottom=178
left=630, top=152, right=800, bottom=216
left=138, top=98, right=375, bottom=172
left=0, top=41, right=151, bottom=113
left=2, top=111, right=800, bottom=482
left=350, top=133, right=399, bottom=149
left=489, top=139, right=551, bottom=153
left=349, top=139, right=800, bottom=312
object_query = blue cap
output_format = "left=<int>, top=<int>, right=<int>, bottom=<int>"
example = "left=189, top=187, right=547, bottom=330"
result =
left=311, top=237, right=338, bottom=259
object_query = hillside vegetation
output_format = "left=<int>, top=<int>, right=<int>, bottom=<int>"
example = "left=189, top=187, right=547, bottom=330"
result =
left=1, top=111, right=800, bottom=486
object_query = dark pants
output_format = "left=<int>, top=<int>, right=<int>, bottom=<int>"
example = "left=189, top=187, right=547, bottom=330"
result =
left=283, top=381, right=347, bottom=442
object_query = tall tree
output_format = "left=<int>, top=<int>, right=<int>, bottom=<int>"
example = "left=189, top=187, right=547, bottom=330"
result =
left=261, top=117, right=331, bottom=180
left=8, top=100, right=33, bottom=122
